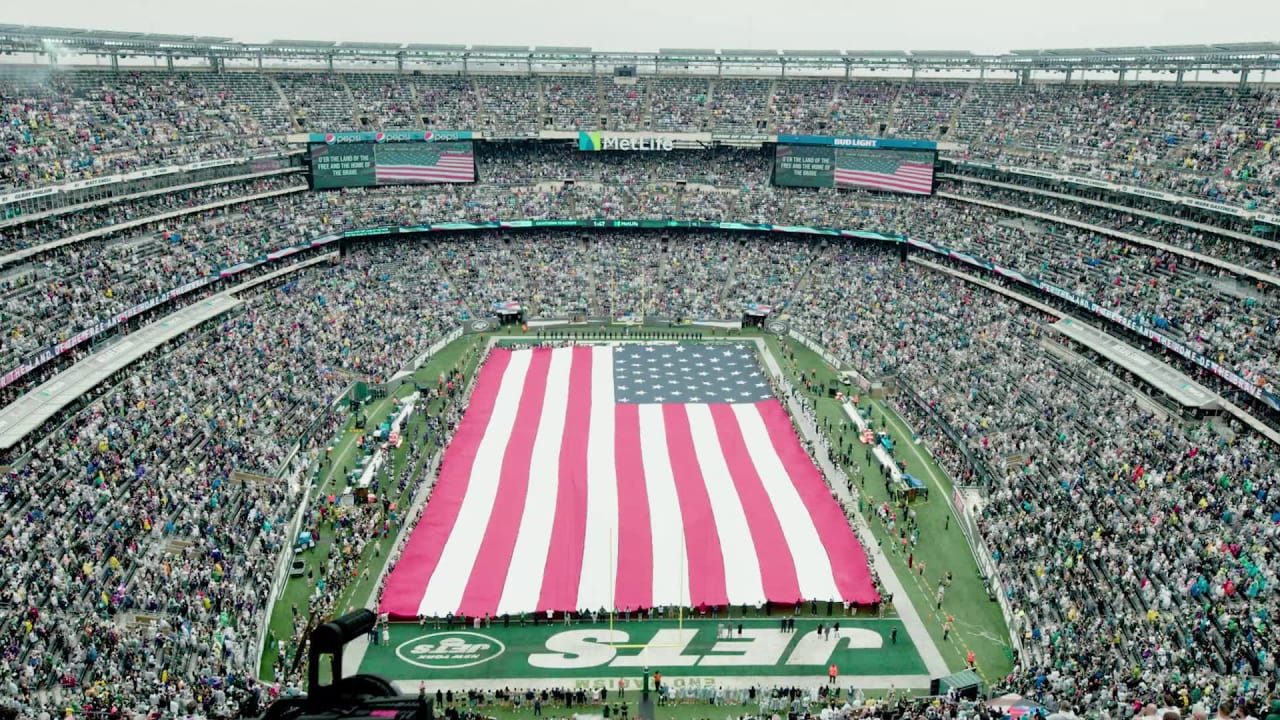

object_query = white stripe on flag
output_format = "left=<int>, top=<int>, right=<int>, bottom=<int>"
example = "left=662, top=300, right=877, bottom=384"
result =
left=638, top=403, right=689, bottom=608
left=496, top=347, right=574, bottom=615
left=576, top=346, right=617, bottom=611
left=417, top=350, right=533, bottom=617
left=731, top=403, right=841, bottom=603
left=684, top=404, right=767, bottom=606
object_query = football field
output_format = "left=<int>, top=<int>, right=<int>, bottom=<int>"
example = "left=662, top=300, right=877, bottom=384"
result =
left=265, top=328, right=1011, bottom=693
left=363, top=335, right=941, bottom=692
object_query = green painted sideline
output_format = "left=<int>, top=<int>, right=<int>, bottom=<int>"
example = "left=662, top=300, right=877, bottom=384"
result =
left=764, top=335, right=1013, bottom=681
left=360, top=618, right=925, bottom=681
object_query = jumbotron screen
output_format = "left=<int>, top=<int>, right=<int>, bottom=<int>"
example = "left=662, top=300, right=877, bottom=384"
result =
left=773, top=145, right=935, bottom=195
left=309, top=141, right=476, bottom=189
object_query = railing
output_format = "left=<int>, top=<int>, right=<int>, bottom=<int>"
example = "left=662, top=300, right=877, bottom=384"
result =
left=897, top=383, right=997, bottom=488
left=947, top=485, right=1023, bottom=657
left=255, top=457, right=318, bottom=674
left=785, top=328, right=874, bottom=391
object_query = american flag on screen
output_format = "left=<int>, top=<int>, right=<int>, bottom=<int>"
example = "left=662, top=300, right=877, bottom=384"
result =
left=379, top=343, right=880, bottom=619
left=374, top=142, right=474, bottom=183
left=835, top=152, right=934, bottom=195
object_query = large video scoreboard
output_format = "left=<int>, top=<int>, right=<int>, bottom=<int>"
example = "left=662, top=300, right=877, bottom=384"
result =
left=772, top=138, right=936, bottom=195
left=309, top=141, right=475, bottom=189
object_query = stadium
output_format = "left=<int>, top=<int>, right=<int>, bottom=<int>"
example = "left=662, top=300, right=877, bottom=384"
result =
left=0, top=6, right=1278, bottom=719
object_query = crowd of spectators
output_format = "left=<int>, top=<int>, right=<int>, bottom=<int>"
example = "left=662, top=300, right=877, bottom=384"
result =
left=404, top=681, right=1000, bottom=720
left=0, top=176, right=309, bottom=372
left=951, top=84, right=1280, bottom=212
left=936, top=180, right=1280, bottom=276
left=475, top=143, right=771, bottom=187
left=6, top=69, right=1275, bottom=207
left=0, top=174, right=306, bottom=254
left=788, top=245, right=1279, bottom=716
left=0, top=238, right=467, bottom=717
left=853, top=187, right=1280, bottom=397
left=0, top=219, right=1276, bottom=717
left=1, top=70, right=1279, bottom=717
left=5, top=152, right=1278, bottom=421
left=0, top=70, right=290, bottom=189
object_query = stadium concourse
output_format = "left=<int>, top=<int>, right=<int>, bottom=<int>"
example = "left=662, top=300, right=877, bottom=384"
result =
left=0, top=42, right=1277, bottom=720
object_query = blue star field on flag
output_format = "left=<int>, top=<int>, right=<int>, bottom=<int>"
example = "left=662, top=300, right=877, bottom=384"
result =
left=612, top=343, right=773, bottom=404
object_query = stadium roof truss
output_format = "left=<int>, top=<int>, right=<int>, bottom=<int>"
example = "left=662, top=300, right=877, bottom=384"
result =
left=0, top=25, right=1277, bottom=76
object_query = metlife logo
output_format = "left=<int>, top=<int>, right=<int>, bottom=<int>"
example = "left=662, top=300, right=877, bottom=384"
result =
left=578, top=131, right=675, bottom=151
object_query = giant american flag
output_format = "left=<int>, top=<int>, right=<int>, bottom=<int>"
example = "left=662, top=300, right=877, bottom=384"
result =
left=835, top=151, right=934, bottom=195
left=380, top=343, right=879, bottom=618
left=374, top=141, right=475, bottom=184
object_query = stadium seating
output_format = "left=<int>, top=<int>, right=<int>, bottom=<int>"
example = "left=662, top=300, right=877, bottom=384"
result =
left=2, top=66, right=1280, bottom=718
left=789, top=248, right=1279, bottom=707
left=5, top=71, right=1277, bottom=207
left=343, top=73, right=422, bottom=130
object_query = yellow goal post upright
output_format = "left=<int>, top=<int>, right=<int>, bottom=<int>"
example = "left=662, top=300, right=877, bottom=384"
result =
left=606, top=527, right=688, bottom=653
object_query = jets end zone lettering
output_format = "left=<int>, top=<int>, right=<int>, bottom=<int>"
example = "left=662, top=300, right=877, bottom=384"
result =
left=397, top=628, right=881, bottom=672
left=530, top=628, right=882, bottom=669
left=397, top=632, right=506, bottom=669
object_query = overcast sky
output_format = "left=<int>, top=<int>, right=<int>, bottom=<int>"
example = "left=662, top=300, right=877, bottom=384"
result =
left=5, top=0, right=1278, bottom=54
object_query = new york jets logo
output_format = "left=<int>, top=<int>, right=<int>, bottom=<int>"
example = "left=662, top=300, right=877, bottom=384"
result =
left=396, top=632, right=505, bottom=669
left=471, top=320, right=491, bottom=332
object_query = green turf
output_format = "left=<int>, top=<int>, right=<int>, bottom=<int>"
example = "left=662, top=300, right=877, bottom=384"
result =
left=262, top=326, right=1013, bottom=688
left=361, top=617, right=925, bottom=681
left=762, top=335, right=1013, bottom=681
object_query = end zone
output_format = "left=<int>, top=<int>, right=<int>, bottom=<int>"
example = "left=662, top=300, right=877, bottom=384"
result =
left=360, top=618, right=931, bottom=691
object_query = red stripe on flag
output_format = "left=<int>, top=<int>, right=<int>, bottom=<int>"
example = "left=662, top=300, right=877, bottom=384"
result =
left=664, top=404, right=728, bottom=608
left=836, top=171, right=932, bottom=185
left=613, top=403, right=653, bottom=611
left=707, top=403, right=802, bottom=604
left=537, top=347, right=594, bottom=611
left=378, top=349, right=512, bottom=618
left=754, top=400, right=880, bottom=604
left=456, top=348, right=554, bottom=617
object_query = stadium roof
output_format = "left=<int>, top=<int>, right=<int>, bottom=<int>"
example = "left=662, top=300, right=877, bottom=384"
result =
left=534, top=46, right=593, bottom=54
left=658, top=48, right=718, bottom=56
left=0, top=24, right=233, bottom=46
left=339, top=41, right=406, bottom=51
left=269, top=39, right=337, bottom=48
left=719, top=49, right=780, bottom=57
left=0, top=24, right=1276, bottom=74
left=783, top=49, right=844, bottom=57
left=404, top=42, right=466, bottom=52
left=843, top=50, right=909, bottom=57
left=908, top=49, right=974, bottom=57
left=470, top=44, right=530, bottom=53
